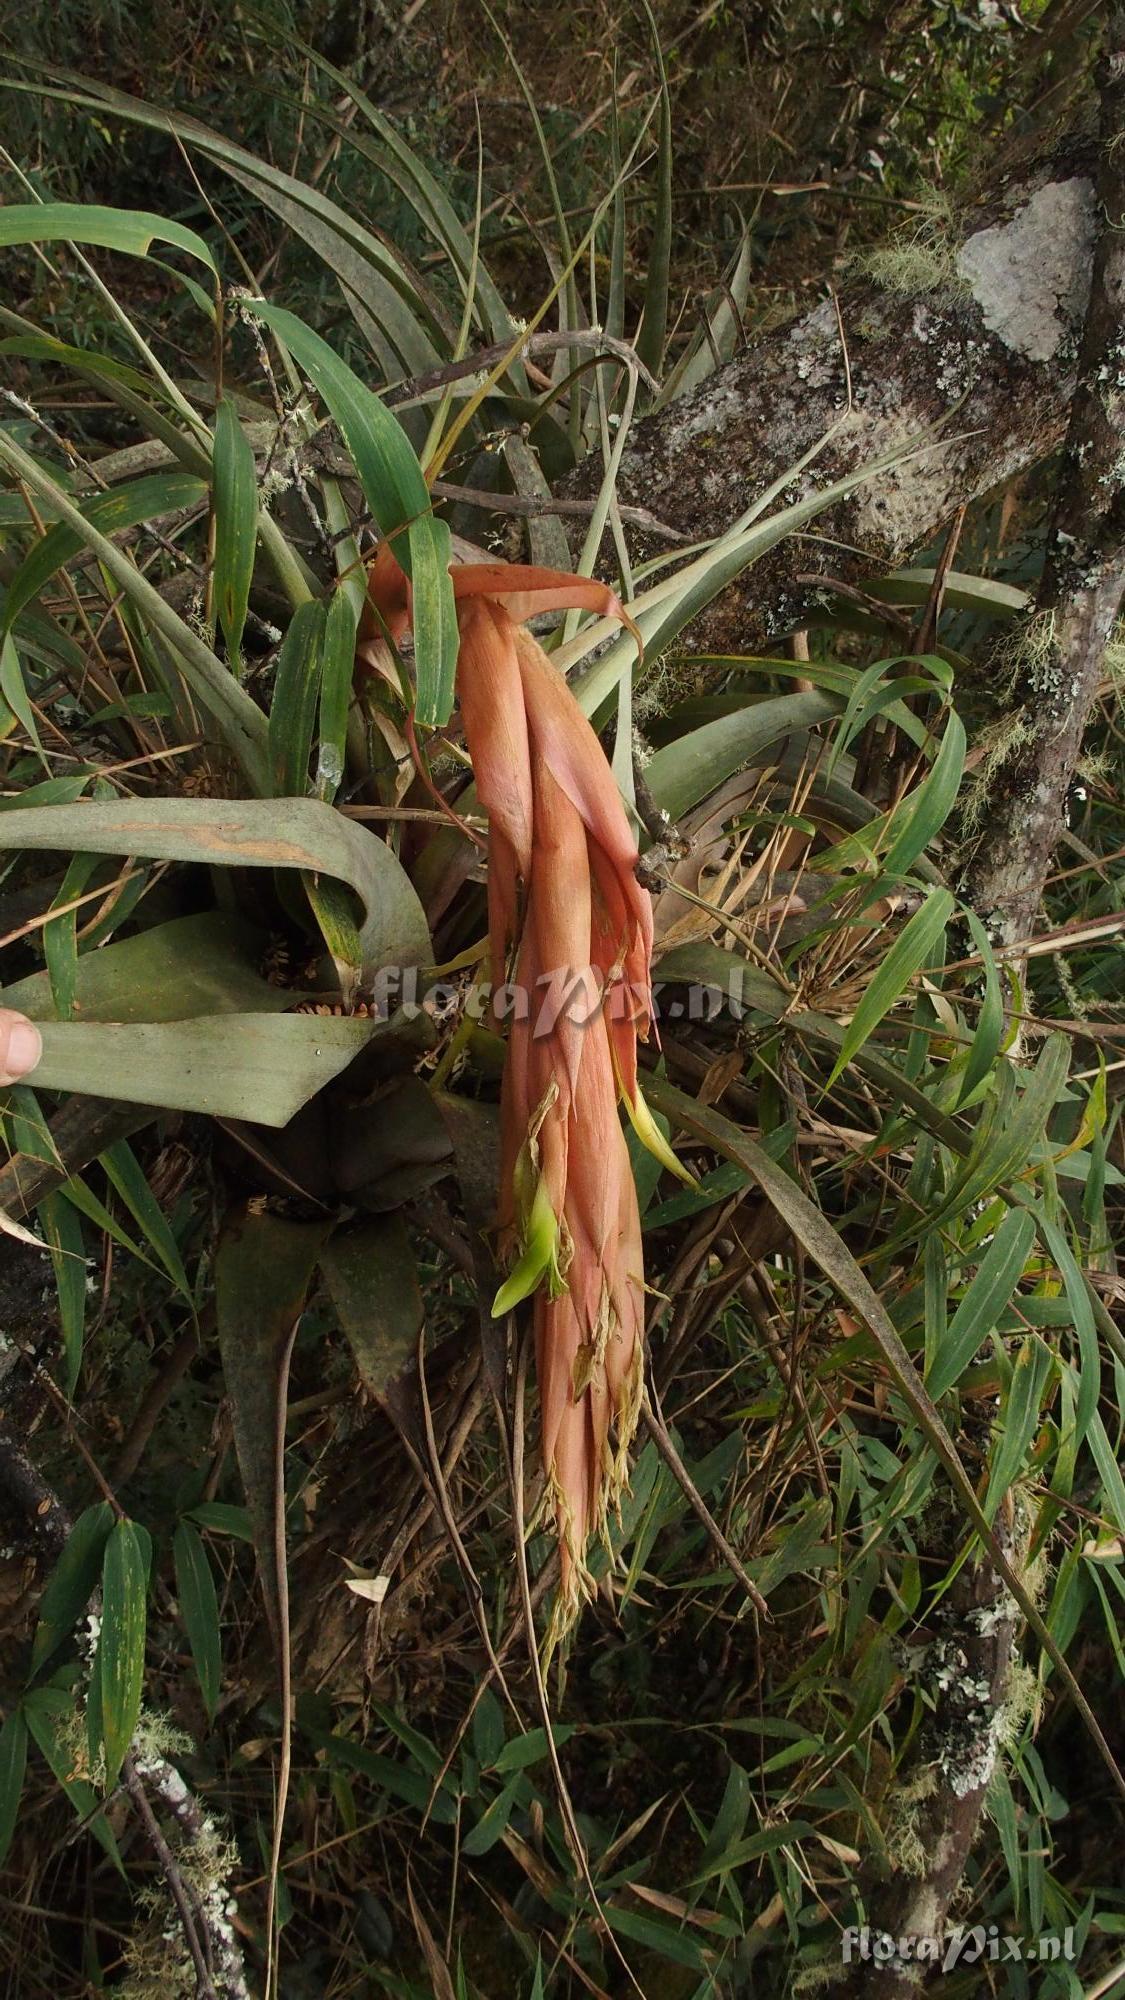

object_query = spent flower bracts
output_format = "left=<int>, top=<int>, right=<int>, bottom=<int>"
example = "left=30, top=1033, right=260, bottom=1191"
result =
left=362, top=550, right=691, bottom=1636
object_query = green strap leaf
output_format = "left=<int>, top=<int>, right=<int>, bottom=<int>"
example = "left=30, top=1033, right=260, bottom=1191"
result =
left=269, top=599, right=325, bottom=797
left=30, top=1013, right=385, bottom=1126
left=320, top=1214, right=424, bottom=1403
left=0, top=201, right=218, bottom=273
left=316, top=590, right=358, bottom=802
left=245, top=302, right=459, bottom=728
left=645, top=690, right=841, bottom=822
left=0, top=794, right=430, bottom=982
left=212, top=398, right=258, bottom=667
left=2, top=909, right=293, bottom=1024
left=0, top=431, right=268, bottom=791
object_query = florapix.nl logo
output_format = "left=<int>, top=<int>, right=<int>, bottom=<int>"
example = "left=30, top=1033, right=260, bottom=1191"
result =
left=841, top=1925, right=1078, bottom=1973
left=369, top=962, right=754, bottom=1035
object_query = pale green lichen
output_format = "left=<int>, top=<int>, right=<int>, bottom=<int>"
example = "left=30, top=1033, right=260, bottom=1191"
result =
left=859, top=191, right=970, bottom=300
left=959, top=710, right=1037, bottom=840
left=1104, top=617, right=1125, bottom=690
left=883, top=1766, right=940, bottom=1876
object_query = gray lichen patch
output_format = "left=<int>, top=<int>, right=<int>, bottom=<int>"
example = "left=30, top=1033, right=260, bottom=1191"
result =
left=956, top=176, right=1097, bottom=363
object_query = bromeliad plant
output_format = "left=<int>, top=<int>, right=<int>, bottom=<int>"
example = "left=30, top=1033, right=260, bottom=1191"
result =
left=3, top=54, right=1125, bottom=2000
left=362, top=545, right=692, bottom=1626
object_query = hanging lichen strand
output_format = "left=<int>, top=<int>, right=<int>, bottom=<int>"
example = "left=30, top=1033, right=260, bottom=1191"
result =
left=360, top=551, right=691, bottom=1641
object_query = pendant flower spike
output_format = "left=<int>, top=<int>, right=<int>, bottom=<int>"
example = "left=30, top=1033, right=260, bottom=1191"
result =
left=362, top=548, right=692, bottom=1642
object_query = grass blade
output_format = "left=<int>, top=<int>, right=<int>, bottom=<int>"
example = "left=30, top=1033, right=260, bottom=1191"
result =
left=634, top=0, right=672, bottom=385
left=826, top=889, right=955, bottom=1087
left=926, top=1207, right=1037, bottom=1401
left=37, top=1189, right=87, bottom=1394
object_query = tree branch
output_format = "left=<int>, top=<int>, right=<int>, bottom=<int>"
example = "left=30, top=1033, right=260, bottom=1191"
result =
left=965, top=18, right=1125, bottom=952
left=565, top=135, right=1101, bottom=654
left=0, top=1416, right=251, bottom=2000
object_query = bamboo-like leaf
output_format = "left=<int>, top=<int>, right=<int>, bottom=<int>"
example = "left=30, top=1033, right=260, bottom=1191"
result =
left=245, top=303, right=459, bottom=728
left=926, top=1208, right=1037, bottom=1401
left=269, top=599, right=324, bottom=797
left=43, top=853, right=98, bottom=1022
left=0, top=431, right=269, bottom=789
left=958, top=909, right=1004, bottom=1107
left=173, top=1522, right=222, bottom=1720
left=30, top=1501, right=114, bottom=1674
left=983, top=1337, right=1053, bottom=1522
left=881, top=708, right=966, bottom=878
left=23, top=1687, right=123, bottom=1870
left=0, top=1710, right=27, bottom=1866
left=492, top=1722, right=578, bottom=1773
left=97, top=1518, right=147, bottom=1789
left=826, top=889, right=954, bottom=1087
left=643, top=1072, right=1125, bottom=1809
left=830, top=652, right=950, bottom=772
left=38, top=1189, right=88, bottom=1394
left=0, top=794, right=430, bottom=980
left=461, top=1776, right=522, bottom=1857
left=212, top=397, right=258, bottom=666
left=100, top=1140, right=191, bottom=1300
left=0, top=630, right=44, bottom=756
left=316, top=590, right=358, bottom=801
left=0, top=201, right=217, bottom=272
left=0, top=473, right=207, bottom=639
left=907, top=1037, right=1072, bottom=1249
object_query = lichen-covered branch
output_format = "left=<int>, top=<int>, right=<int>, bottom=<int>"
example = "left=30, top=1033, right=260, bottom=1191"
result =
left=965, top=15, right=1125, bottom=950
left=567, top=138, right=1099, bottom=654
left=0, top=1417, right=251, bottom=2000
left=836, top=1514, right=1023, bottom=1997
